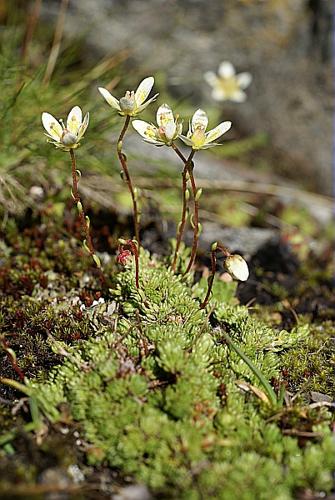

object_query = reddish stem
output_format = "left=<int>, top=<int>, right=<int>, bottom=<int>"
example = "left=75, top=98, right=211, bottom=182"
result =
left=117, top=116, right=141, bottom=245
left=1, top=338, right=25, bottom=382
left=184, top=156, right=198, bottom=274
left=171, top=144, right=189, bottom=271
left=200, top=243, right=231, bottom=309
left=70, top=149, right=95, bottom=256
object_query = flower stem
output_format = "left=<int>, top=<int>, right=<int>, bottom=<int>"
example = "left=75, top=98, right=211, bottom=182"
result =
left=199, top=247, right=217, bottom=309
left=200, top=242, right=231, bottom=309
left=171, top=144, right=189, bottom=271
left=118, top=239, right=140, bottom=288
left=184, top=152, right=198, bottom=274
left=69, top=149, right=101, bottom=269
left=117, top=116, right=141, bottom=246
left=171, top=146, right=196, bottom=273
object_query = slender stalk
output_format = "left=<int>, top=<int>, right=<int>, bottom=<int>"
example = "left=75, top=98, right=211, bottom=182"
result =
left=117, top=116, right=141, bottom=245
left=200, top=248, right=217, bottom=309
left=221, top=330, right=278, bottom=407
left=184, top=154, right=199, bottom=274
left=0, top=338, right=25, bottom=381
left=171, top=145, right=196, bottom=273
left=69, top=149, right=101, bottom=269
left=171, top=144, right=189, bottom=271
left=127, top=240, right=140, bottom=289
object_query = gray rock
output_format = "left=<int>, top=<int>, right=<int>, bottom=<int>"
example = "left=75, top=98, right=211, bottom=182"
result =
left=43, top=0, right=333, bottom=194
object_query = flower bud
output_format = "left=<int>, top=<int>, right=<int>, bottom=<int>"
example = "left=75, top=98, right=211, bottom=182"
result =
left=224, top=255, right=249, bottom=281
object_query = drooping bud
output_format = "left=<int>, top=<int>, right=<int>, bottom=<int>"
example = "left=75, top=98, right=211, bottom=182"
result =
left=225, top=254, right=249, bottom=281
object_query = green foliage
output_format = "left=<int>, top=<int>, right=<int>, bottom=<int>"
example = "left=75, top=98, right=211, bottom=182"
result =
left=25, top=255, right=334, bottom=498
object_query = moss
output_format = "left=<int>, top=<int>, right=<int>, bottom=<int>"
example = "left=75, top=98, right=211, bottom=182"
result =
left=20, top=253, right=334, bottom=498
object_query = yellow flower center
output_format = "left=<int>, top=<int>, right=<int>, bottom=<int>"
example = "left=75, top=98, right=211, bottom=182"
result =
left=218, top=77, right=240, bottom=97
left=191, top=127, right=206, bottom=149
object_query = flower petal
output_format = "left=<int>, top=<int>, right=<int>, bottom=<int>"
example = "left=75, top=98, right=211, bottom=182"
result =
left=67, top=106, right=82, bottom=135
left=179, top=135, right=194, bottom=147
left=236, top=72, right=252, bottom=89
left=136, top=93, right=159, bottom=114
left=77, top=112, right=89, bottom=140
left=205, top=121, right=232, bottom=144
left=218, top=61, right=235, bottom=79
left=135, top=76, right=154, bottom=106
left=191, top=109, right=208, bottom=133
left=98, top=87, right=121, bottom=111
left=41, top=112, right=62, bottom=140
left=132, top=119, right=161, bottom=144
left=164, top=121, right=177, bottom=141
left=156, top=103, right=174, bottom=128
left=211, top=89, right=226, bottom=102
left=204, top=71, right=219, bottom=87
left=230, top=90, right=247, bottom=103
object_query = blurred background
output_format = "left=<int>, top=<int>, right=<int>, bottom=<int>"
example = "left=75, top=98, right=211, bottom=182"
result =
left=0, top=0, right=333, bottom=251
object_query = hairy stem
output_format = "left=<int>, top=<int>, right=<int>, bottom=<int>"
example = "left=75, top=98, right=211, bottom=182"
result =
left=171, top=144, right=189, bottom=271
left=171, top=145, right=196, bottom=273
left=117, top=116, right=141, bottom=245
left=199, top=248, right=217, bottom=309
left=200, top=242, right=231, bottom=309
left=69, top=149, right=101, bottom=269
left=184, top=153, right=198, bottom=274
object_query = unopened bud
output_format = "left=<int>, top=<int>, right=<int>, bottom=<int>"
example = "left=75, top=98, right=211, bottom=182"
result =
left=77, top=201, right=83, bottom=213
left=195, top=188, right=203, bottom=201
left=225, top=255, right=249, bottom=281
left=211, top=242, right=218, bottom=252
left=185, top=189, right=190, bottom=201
left=93, top=254, right=101, bottom=268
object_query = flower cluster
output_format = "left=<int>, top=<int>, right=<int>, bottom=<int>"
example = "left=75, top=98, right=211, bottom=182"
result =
left=41, top=72, right=250, bottom=285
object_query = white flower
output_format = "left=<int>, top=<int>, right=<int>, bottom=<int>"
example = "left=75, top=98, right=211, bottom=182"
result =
left=225, top=254, right=249, bottom=281
left=132, top=103, right=182, bottom=146
left=204, top=61, right=252, bottom=103
left=41, top=106, right=89, bottom=151
left=180, top=109, right=231, bottom=150
left=98, top=77, right=158, bottom=117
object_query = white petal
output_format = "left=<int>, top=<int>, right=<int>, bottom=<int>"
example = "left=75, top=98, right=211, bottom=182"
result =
left=218, top=61, right=235, bottom=79
left=98, top=87, right=121, bottom=111
left=164, top=121, right=177, bottom=141
left=179, top=135, right=194, bottom=147
left=236, top=72, right=252, bottom=90
left=204, top=71, right=219, bottom=87
left=225, top=255, right=249, bottom=281
left=212, top=89, right=226, bottom=102
left=230, top=90, right=247, bottom=103
left=136, top=93, right=159, bottom=114
left=132, top=119, right=160, bottom=143
left=156, top=103, right=174, bottom=128
left=41, top=112, right=62, bottom=140
left=191, top=109, right=208, bottom=133
left=205, top=121, right=232, bottom=144
left=135, top=76, right=154, bottom=106
left=77, top=112, right=89, bottom=140
left=66, top=106, right=82, bottom=134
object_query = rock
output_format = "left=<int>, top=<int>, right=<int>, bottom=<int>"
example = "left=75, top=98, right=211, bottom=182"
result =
left=42, top=0, right=333, bottom=194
